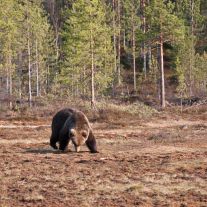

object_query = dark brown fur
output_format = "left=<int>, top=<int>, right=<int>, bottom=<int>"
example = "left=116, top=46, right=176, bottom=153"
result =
left=50, top=108, right=98, bottom=153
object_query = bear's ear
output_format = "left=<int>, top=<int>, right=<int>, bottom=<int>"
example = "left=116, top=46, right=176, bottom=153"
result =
left=70, top=129, right=76, bottom=136
left=82, top=130, right=87, bottom=138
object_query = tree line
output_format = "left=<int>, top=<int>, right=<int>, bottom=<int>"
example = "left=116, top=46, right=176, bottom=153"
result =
left=0, top=0, right=206, bottom=108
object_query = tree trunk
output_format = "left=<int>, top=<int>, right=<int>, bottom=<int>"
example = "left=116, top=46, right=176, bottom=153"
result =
left=112, top=81, right=114, bottom=98
left=27, top=0, right=32, bottom=107
left=76, top=68, right=79, bottom=97
left=83, top=65, right=86, bottom=98
left=55, top=28, right=59, bottom=95
left=9, top=55, right=12, bottom=95
left=104, top=37, right=107, bottom=88
left=91, top=42, right=95, bottom=109
left=117, top=0, right=121, bottom=84
left=191, top=0, right=194, bottom=36
left=148, top=44, right=151, bottom=69
left=18, top=52, right=22, bottom=99
left=113, top=0, right=116, bottom=73
left=89, top=2, right=96, bottom=110
left=18, top=70, right=22, bottom=99
left=189, top=55, right=192, bottom=96
left=47, top=63, right=49, bottom=94
left=36, top=39, right=39, bottom=97
left=46, top=35, right=50, bottom=94
left=143, top=43, right=146, bottom=78
left=181, top=95, right=183, bottom=113
left=147, top=0, right=151, bottom=69
left=132, top=12, right=136, bottom=91
left=160, top=36, right=165, bottom=107
left=143, top=0, right=146, bottom=79
left=123, top=29, right=126, bottom=50
left=6, top=57, right=9, bottom=94
left=189, top=0, right=194, bottom=96
left=71, top=73, right=74, bottom=96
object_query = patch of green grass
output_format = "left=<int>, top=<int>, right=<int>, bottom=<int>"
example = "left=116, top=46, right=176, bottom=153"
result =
left=128, top=185, right=144, bottom=191
left=7, top=116, right=38, bottom=122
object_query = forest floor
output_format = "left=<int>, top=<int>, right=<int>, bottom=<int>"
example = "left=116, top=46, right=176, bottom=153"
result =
left=0, top=105, right=207, bottom=207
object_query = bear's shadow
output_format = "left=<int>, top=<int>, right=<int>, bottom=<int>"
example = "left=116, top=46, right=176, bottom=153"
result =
left=24, top=149, right=90, bottom=154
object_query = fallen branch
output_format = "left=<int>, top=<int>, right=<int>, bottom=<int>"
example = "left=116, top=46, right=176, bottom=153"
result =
left=183, top=100, right=207, bottom=111
left=0, top=124, right=51, bottom=129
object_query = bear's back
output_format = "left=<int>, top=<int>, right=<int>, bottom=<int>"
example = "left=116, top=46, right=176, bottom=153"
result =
left=52, top=108, right=79, bottom=131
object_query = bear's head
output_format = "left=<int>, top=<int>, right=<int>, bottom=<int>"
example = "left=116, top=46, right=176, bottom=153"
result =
left=69, top=129, right=89, bottom=152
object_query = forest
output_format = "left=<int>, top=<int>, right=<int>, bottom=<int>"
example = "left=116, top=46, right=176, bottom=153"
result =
left=0, top=0, right=207, bottom=109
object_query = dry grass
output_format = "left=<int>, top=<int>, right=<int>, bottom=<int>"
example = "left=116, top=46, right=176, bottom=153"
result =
left=0, top=103, right=207, bottom=206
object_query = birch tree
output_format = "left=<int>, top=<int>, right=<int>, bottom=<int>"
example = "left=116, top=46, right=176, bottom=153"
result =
left=20, top=0, right=52, bottom=106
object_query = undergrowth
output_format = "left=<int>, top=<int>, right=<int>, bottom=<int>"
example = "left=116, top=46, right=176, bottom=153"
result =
left=1, top=99, right=161, bottom=122
left=95, top=101, right=160, bottom=117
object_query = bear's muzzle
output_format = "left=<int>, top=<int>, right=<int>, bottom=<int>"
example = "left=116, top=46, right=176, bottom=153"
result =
left=75, top=145, right=80, bottom=152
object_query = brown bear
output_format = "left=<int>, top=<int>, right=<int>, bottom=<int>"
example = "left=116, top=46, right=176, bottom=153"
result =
left=50, top=108, right=98, bottom=153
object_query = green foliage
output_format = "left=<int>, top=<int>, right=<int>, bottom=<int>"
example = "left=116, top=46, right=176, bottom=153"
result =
left=175, top=57, right=188, bottom=100
left=0, top=0, right=206, bottom=105
left=0, top=0, right=22, bottom=94
left=144, top=0, right=183, bottom=45
left=122, top=0, right=141, bottom=55
left=95, top=101, right=160, bottom=117
left=0, top=0, right=55, bottom=100
left=194, top=52, right=207, bottom=91
left=173, top=23, right=207, bottom=97
left=149, top=55, right=160, bottom=88
left=61, top=0, right=114, bottom=99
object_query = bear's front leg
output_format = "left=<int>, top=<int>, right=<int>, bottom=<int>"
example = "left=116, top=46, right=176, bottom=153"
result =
left=63, top=145, right=72, bottom=153
left=50, top=143, right=58, bottom=149
left=86, top=130, right=99, bottom=153
left=63, top=139, right=72, bottom=153
left=59, top=130, right=71, bottom=152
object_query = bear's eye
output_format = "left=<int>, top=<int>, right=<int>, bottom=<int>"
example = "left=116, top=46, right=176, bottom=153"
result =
left=82, top=131, right=87, bottom=137
left=70, top=129, right=76, bottom=137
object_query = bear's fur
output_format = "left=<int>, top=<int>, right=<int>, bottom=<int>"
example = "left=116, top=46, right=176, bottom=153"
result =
left=50, top=108, right=98, bottom=153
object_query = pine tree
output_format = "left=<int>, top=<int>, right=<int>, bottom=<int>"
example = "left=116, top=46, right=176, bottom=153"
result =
left=173, top=32, right=195, bottom=98
left=44, top=25, right=56, bottom=95
left=194, top=52, right=207, bottom=92
left=123, top=0, right=141, bottom=91
left=144, top=0, right=183, bottom=107
left=175, top=0, right=204, bottom=96
left=141, top=0, right=147, bottom=79
left=62, top=0, right=113, bottom=108
left=175, top=57, right=188, bottom=112
left=0, top=0, right=22, bottom=95
left=149, top=55, right=160, bottom=92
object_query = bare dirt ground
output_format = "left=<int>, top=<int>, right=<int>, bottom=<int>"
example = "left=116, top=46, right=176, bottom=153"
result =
left=0, top=109, right=207, bottom=207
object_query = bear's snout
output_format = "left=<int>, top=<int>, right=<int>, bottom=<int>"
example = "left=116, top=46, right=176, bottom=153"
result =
left=75, top=145, right=80, bottom=152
